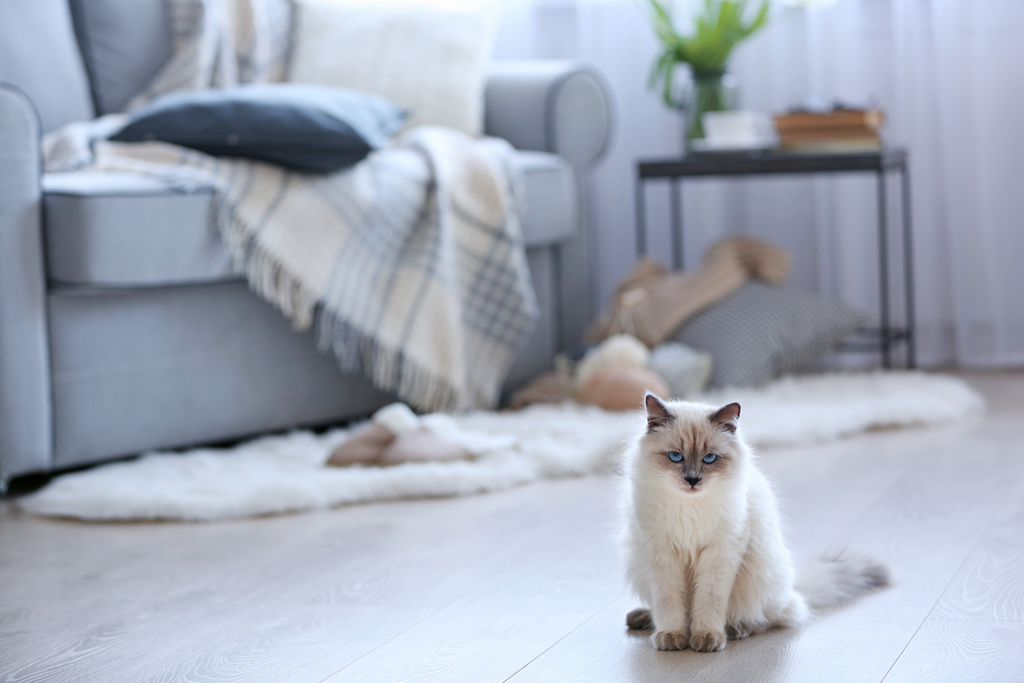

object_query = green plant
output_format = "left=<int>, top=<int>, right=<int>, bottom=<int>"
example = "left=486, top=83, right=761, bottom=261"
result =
left=647, top=0, right=770, bottom=108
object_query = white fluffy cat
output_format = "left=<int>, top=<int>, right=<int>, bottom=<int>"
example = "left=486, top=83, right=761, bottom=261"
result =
left=619, top=393, right=888, bottom=652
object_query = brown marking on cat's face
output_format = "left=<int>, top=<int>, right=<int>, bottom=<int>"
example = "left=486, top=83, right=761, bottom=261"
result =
left=643, top=394, right=742, bottom=494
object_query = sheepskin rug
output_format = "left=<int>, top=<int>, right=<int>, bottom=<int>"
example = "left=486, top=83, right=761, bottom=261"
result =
left=18, top=372, right=983, bottom=522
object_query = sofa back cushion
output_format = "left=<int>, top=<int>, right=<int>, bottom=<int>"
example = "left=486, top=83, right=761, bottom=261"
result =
left=289, top=0, right=496, bottom=137
left=68, top=0, right=173, bottom=115
left=0, top=0, right=95, bottom=131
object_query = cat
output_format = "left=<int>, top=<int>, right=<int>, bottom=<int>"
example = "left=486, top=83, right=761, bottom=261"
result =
left=619, top=393, right=889, bottom=652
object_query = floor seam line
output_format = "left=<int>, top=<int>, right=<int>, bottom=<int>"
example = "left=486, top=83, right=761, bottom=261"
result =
left=879, top=481, right=1016, bottom=682
left=314, top=604, right=448, bottom=683
left=501, top=589, right=625, bottom=683
left=316, top=519, right=606, bottom=682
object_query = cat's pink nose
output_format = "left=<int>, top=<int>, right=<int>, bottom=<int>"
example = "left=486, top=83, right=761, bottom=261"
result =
left=684, top=475, right=701, bottom=487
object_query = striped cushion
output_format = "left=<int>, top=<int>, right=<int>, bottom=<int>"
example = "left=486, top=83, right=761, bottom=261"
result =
left=671, top=281, right=865, bottom=388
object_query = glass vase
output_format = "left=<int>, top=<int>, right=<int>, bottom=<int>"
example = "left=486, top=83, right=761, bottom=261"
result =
left=682, top=70, right=738, bottom=149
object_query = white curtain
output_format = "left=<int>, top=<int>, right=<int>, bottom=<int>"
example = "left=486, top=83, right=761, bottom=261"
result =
left=494, top=0, right=1024, bottom=367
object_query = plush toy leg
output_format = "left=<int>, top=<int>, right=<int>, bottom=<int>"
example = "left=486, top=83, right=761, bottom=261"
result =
left=326, top=422, right=396, bottom=467
left=325, top=403, right=474, bottom=468
left=377, top=427, right=472, bottom=467
left=326, top=403, right=420, bottom=467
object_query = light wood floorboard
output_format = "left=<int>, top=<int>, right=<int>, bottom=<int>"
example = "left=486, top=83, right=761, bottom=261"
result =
left=883, top=619, right=1024, bottom=683
left=1, top=371, right=1022, bottom=682
left=930, top=473, right=1024, bottom=622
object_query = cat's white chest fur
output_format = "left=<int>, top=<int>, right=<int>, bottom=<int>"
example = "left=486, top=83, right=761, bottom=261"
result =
left=632, top=472, right=748, bottom=556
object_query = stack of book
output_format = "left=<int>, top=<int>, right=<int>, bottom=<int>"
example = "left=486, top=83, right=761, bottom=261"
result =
left=773, top=109, right=884, bottom=152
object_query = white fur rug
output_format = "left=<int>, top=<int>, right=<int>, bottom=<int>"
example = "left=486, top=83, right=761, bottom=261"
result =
left=19, top=372, right=983, bottom=522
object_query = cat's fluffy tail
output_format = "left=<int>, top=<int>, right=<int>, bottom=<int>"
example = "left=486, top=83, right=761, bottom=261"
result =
left=795, top=552, right=890, bottom=610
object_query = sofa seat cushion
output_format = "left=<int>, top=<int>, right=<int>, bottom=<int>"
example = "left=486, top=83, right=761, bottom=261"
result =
left=43, top=151, right=576, bottom=288
left=43, top=172, right=232, bottom=287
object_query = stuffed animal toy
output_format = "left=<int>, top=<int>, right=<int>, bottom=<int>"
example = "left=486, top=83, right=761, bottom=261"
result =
left=574, top=335, right=670, bottom=411
left=327, top=403, right=472, bottom=467
left=326, top=403, right=516, bottom=467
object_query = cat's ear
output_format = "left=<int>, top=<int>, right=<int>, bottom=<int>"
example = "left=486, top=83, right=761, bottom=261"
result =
left=711, top=402, right=741, bottom=434
left=645, top=393, right=673, bottom=432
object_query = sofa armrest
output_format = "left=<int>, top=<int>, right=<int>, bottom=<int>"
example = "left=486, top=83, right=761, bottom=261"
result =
left=0, top=84, right=52, bottom=482
left=484, top=62, right=612, bottom=348
left=484, top=61, right=612, bottom=171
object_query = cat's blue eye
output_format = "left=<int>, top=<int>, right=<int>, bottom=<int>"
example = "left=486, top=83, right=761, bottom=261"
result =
left=703, top=453, right=718, bottom=464
left=668, top=451, right=683, bottom=463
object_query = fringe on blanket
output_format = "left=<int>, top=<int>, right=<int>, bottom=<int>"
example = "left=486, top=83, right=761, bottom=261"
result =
left=213, top=178, right=468, bottom=413
left=214, top=196, right=320, bottom=330
left=317, top=311, right=462, bottom=413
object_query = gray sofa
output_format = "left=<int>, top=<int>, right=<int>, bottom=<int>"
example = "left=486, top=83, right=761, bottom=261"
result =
left=0, top=0, right=611, bottom=485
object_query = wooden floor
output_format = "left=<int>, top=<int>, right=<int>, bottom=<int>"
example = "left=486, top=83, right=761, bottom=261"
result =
left=2, top=371, right=1023, bottom=683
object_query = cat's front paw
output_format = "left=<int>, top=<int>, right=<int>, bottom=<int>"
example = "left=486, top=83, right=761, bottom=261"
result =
left=652, top=631, right=689, bottom=650
left=690, top=630, right=727, bottom=652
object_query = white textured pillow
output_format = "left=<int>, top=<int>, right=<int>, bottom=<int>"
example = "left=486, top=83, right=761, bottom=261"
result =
left=288, top=0, right=497, bottom=137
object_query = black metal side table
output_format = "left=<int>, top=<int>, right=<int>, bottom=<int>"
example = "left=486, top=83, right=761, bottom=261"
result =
left=635, top=148, right=915, bottom=368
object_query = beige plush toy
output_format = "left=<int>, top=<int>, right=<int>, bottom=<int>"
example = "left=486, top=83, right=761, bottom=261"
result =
left=327, top=403, right=518, bottom=468
left=327, top=403, right=472, bottom=468
left=574, top=335, right=670, bottom=411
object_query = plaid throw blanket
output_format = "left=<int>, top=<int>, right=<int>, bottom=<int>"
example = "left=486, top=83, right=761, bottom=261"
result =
left=44, top=0, right=538, bottom=411
left=128, top=0, right=293, bottom=107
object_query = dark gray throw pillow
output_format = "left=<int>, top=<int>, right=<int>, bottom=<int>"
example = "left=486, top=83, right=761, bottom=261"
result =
left=110, top=84, right=406, bottom=173
left=671, top=280, right=866, bottom=388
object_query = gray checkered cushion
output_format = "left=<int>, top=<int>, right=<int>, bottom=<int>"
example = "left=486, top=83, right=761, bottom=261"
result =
left=671, top=280, right=866, bottom=388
